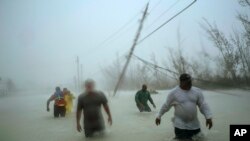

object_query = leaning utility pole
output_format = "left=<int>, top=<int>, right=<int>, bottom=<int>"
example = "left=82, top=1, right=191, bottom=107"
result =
left=113, top=3, right=149, bottom=96
left=76, top=56, right=80, bottom=92
left=74, top=76, right=77, bottom=91
left=80, top=64, right=83, bottom=90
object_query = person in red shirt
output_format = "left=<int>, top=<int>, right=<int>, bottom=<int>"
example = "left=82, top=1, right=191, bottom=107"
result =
left=47, top=87, right=66, bottom=117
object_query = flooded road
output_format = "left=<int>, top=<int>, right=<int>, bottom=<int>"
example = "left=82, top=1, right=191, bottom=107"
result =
left=0, top=89, right=250, bottom=141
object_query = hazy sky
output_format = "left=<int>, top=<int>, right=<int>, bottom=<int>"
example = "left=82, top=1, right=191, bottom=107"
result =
left=0, top=0, right=247, bottom=89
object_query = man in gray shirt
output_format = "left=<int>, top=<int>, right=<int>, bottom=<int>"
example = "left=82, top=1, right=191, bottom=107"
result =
left=76, top=79, right=112, bottom=137
left=155, top=73, right=213, bottom=140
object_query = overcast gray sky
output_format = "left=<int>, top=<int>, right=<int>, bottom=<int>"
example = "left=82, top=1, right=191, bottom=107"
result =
left=0, top=0, right=247, bottom=89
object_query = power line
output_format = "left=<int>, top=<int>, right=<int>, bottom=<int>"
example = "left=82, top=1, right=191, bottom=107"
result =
left=84, top=5, right=146, bottom=57
left=109, top=0, right=181, bottom=54
left=88, top=51, right=128, bottom=77
left=137, top=0, right=197, bottom=45
left=83, top=0, right=178, bottom=58
left=145, top=0, right=181, bottom=31
left=132, top=54, right=221, bottom=84
left=132, top=54, right=179, bottom=80
left=83, top=0, right=181, bottom=58
left=131, top=54, right=247, bottom=96
left=132, top=54, right=179, bottom=75
left=140, top=59, right=178, bottom=80
left=148, top=0, right=164, bottom=13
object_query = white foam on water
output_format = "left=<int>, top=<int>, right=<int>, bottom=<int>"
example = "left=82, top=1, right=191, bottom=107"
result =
left=192, top=132, right=206, bottom=141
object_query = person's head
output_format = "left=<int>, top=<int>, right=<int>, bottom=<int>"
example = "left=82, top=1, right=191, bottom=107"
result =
left=85, top=79, right=95, bottom=92
left=179, top=73, right=192, bottom=90
left=142, top=84, right=147, bottom=91
left=63, top=88, right=68, bottom=94
left=55, top=87, right=60, bottom=92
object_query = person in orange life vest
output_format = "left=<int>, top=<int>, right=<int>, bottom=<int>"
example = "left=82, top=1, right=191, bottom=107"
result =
left=47, top=87, right=66, bottom=117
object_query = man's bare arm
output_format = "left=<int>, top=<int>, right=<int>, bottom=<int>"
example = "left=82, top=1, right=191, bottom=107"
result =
left=76, top=109, right=81, bottom=124
left=76, top=109, right=82, bottom=132
left=103, top=103, right=112, bottom=125
left=46, top=96, right=54, bottom=111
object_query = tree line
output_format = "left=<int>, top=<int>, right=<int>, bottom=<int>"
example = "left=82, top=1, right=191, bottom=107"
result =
left=102, top=0, right=250, bottom=90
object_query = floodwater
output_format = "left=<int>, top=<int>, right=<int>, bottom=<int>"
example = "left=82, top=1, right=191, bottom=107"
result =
left=0, top=89, right=250, bottom=141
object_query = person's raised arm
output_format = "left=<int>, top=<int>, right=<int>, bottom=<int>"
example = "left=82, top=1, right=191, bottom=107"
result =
left=197, top=90, right=213, bottom=129
left=155, top=92, right=174, bottom=126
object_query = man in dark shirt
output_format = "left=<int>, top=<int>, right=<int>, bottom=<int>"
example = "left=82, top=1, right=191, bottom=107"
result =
left=135, top=84, right=156, bottom=112
left=76, top=79, right=112, bottom=137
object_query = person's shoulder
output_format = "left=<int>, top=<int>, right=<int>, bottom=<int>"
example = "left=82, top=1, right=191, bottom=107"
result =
left=78, top=92, right=87, bottom=99
left=137, top=90, right=142, bottom=93
left=191, top=86, right=203, bottom=95
left=50, top=93, right=55, bottom=99
left=169, top=86, right=179, bottom=94
left=191, top=86, right=202, bottom=92
left=52, top=91, right=57, bottom=95
left=166, top=86, right=181, bottom=98
left=95, top=91, right=108, bottom=102
left=93, top=90, right=102, bottom=94
left=95, top=90, right=107, bottom=97
left=51, top=92, right=56, bottom=96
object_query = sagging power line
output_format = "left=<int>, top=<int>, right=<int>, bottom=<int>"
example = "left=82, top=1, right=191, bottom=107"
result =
left=131, top=54, right=244, bottom=96
left=137, top=0, right=197, bottom=45
left=132, top=54, right=179, bottom=76
left=112, top=0, right=197, bottom=95
left=132, top=54, right=225, bottom=84
left=145, top=0, right=181, bottom=31
left=84, top=5, right=147, bottom=57
left=85, top=0, right=183, bottom=57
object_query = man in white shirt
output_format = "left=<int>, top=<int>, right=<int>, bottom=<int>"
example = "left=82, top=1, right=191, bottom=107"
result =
left=155, top=73, right=213, bottom=140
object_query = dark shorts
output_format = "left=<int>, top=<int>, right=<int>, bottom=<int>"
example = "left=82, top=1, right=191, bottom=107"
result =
left=84, top=125, right=104, bottom=137
left=174, top=127, right=201, bottom=140
left=54, top=105, right=66, bottom=118
left=136, top=103, right=151, bottom=112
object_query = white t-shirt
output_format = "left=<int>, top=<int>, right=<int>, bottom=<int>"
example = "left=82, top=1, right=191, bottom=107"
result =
left=157, top=86, right=212, bottom=130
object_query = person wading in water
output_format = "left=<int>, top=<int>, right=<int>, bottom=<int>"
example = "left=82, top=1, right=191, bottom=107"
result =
left=135, top=84, right=156, bottom=112
left=76, top=79, right=112, bottom=137
left=47, top=87, right=66, bottom=118
left=155, top=73, right=213, bottom=140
